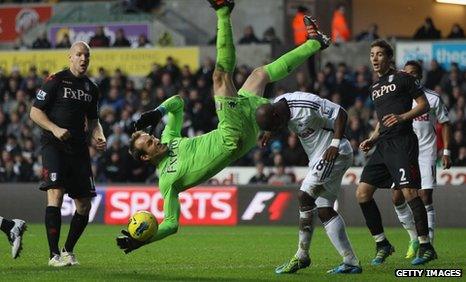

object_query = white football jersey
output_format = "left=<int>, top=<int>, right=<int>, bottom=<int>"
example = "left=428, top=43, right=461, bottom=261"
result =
left=274, top=91, right=353, bottom=166
left=412, top=88, right=450, bottom=163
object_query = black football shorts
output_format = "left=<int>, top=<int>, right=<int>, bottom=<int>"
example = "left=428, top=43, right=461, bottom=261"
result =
left=39, top=144, right=96, bottom=199
left=360, top=132, right=421, bottom=189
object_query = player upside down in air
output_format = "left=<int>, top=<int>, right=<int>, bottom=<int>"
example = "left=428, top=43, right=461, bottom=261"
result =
left=116, top=0, right=330, bottom=254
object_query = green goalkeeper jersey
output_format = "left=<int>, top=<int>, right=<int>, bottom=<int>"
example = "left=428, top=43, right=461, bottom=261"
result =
left=150, top=91, right=268, bottom=242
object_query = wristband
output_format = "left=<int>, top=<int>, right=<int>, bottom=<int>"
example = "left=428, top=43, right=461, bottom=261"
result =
left=443, top=149, right=451, bottom=156
left=330, top=138, right=341, bottom=148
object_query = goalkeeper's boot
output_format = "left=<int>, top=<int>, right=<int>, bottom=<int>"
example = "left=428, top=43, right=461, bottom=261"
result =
left=48, top=254, right=69, bottom=267
left=275, top=255, right=310, bottom=274
left=207, top=0, right=234, bottom=12
left=411, top=243, right=437, bottom=265
left=303, top=15, right=331, bottom=50
left=9, top=219, right=26, bottom=259
left=327, top=263, right=363, bottom=274
left=371, top=242, right=395, bottom=265
left=61, top=248, right=79, bottom=266
left=405, top=239, right=420, bottom=259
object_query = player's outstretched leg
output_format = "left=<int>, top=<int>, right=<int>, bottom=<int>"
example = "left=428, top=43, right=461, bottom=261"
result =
left=0, top=217, right=27, bottom=259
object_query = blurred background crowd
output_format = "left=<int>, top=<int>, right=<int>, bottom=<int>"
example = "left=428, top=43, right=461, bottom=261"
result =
left=1, top=0, right=466, bottom=184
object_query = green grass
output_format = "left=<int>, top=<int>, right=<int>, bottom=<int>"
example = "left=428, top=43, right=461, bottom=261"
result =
left=0, top=225, right=464, bottom=281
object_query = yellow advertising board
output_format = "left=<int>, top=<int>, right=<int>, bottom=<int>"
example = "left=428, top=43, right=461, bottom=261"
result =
left=0, top=47, right=199, bottom=76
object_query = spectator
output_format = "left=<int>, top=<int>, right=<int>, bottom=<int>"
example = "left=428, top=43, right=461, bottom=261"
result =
left=282, top=133, right=307, bottom=166
left=162, top=56, right=181, bottom=81
left=355, top=24, right=379, bottom=41
left=292, top=5, right=309, bottom=46
left=262, top=27, right=281, bottom=45
left=331, top=3, right=351, bottom=43
left=238, top=25, right=261, bottom=44
left=268, top=164, right=294, bottom=186
left=455, top=146, right=466, bottom=166
left=113, top=28, right=131, bottom=47
left=89, top=26, right=110, bottom=47
left=32, top=31, right=52, bottom=49
left=132, top=34, right=152, bottom=48
left=249, top=162, right=268, bottom=184
left=425, top=60, right=445, bottom=90
left=55, top=33, right=72, bottom=49
left=447, top=23, right=465, bottom=39
left=413, top=17, right=441, bottom=40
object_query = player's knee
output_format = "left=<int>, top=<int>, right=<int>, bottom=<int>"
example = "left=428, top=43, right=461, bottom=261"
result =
left=212, top=69, right=228, bottom=88
left=74, top=198, right=92, bottom=215
left=418, top=190, right=432, bottom=205
left=402, top=188, right=418, bottom=201
left=47, top=188, right=64, bottom=206
left=391, top=189, right=405, bottom=206
left=356, top=184, right=374, bottom=203
left=298, top=190, right=316, bottom=211
left=249, top=67, right=270, bottom=84
left=317, top=207, right=337, bottom=223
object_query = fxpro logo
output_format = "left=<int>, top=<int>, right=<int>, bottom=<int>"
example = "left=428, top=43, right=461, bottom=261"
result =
left=241, top=191, right=293, bottom=221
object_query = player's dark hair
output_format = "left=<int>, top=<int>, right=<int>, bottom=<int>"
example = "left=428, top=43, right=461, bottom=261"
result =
left=129, top=131, right=145, bottom=161
left=370, top=39, right=394, bottom=58
left=404, top=60, right=423, bottom=78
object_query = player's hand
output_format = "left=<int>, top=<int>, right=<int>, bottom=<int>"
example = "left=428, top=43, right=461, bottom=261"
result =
left=382, top=114, right=404, bottom=127
left=93, top=136, right=107, bottom=152
left=442, top=155, right=452, bottom=169
left=259, top=131, right=272, bottom=148
left=359, top=138, right=374, bottom=153
left=135, top=110, right=162, bottom=131
left=52, top=127, right=71, bottom=141
left=323, top=146, right=339, bottom=162
left=116, top=230, right=145, bottom=254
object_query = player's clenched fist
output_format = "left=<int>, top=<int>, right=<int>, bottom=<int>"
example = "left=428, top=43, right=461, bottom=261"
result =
left=52, top=127, right=71, bottom=141
left=359, top=138, right=374, bottom=153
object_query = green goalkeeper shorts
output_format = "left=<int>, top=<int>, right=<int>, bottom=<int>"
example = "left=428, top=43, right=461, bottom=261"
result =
left=214, top=88, right=269, bottom=158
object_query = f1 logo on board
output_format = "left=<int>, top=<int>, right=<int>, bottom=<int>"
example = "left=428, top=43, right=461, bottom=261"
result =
left=241, top=191, right=293, bottom=221
left=104, top=187, right=237, bottom=225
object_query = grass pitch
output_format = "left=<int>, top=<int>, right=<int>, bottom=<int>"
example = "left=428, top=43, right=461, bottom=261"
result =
left=0, top=225, right=464, bottom=281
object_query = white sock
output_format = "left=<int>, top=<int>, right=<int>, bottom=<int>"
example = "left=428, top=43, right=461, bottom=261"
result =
left=425, top=204, right=435, bottom=244
left=373, top=233, right=386, bottom=243
left=295, top=209, right=317, bottom=260
left=394, top=202, right=418, bottom=241
left=324, top=214, right=359, bottom=266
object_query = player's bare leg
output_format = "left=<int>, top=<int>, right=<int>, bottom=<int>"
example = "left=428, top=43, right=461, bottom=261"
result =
left=356, top=182, right=394, bottom=265
left=401, top=188, right=437, bottom=265
left=392, top=189, right=419, bottom=259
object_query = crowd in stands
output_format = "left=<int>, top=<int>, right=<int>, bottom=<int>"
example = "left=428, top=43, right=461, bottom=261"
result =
left=1, top=54, right=466, bottom=183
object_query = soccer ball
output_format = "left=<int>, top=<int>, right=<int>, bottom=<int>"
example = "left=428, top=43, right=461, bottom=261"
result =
left=127, top=211, right=158, bottom=242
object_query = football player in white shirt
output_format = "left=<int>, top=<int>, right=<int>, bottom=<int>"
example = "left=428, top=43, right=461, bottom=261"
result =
left=391, top=60, right=452, bottom=259
left=256, top=91, right=361, bottom=274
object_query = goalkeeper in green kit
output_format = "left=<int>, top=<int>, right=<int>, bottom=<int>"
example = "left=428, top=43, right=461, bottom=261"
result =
left=116, top=0, right=330, bottom=254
